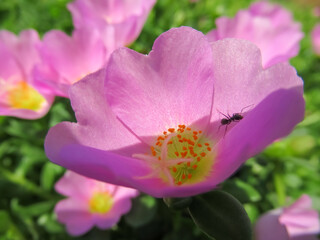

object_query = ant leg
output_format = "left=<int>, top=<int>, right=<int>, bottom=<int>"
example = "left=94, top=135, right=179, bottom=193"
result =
left=223, top=125, right=228, bottom=138
left=240, top=104, right=254, bottom=114
left=216, top=109, right=229, bottom=119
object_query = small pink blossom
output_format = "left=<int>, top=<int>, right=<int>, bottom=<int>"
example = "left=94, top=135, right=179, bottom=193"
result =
left=54, top=171, right=139, bottom=236
left=34, top=28, right=107, bottom=97
left=45, top=27, right=304, bottom=198
left=312, top=24, right=320, bottom=55
left=0, top=30, right=55, bottom=119
left=207, top=1, right=304, bottom=68
left=67, top=0, right=156, bottom=50
left=255, top=195, right=320, bottom=240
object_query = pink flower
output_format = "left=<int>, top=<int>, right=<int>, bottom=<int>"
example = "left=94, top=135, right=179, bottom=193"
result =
left=54, top=171, right=139, bottom=236
left=207, top=1, right=304, bottom=68
left=0, top=30, right=55, bottom=119
left=312, top=24, right=320, bottom=55
left=34, top=28, right=107, bottom=98
left=255, top=195, right=320, bottom=240
left=67, top=0, right=156, bottom=49
left=45, top=27, right=304, bottom=198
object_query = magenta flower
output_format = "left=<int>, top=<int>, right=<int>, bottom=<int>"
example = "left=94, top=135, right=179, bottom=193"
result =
left=0, top=30, right=54, bottom=119
left=207, top=1, right=304, bottom=68
left=55, top=171, right=139, bottom=236
left=255, top=195, right=320, bottom=240
left=34, top=28, right=107, bottom=98
left=312, top=24, right=320, bottom=55
left=45, top=27, right=304, bottom=198
left=67, top=0, right=156, bottom=49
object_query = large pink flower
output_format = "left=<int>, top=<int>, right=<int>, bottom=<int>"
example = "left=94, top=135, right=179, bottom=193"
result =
left=67, top=0, right=156, bottom=49
left=255, top=195, right=320, bottom=240
left=34, top=28, right=107, bottom=98
left=207, top=1, right=304, bottom=68
left=0, top=30, right=54, bottom=119
left=312, top=24, right=320, bottom=55
left=45, top=27, right=304, bottom=198
left=55, top=171, right=139, bottom=236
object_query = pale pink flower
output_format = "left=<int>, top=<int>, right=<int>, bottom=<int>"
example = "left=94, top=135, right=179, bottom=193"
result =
left=45, top=27, right=304, bottom=198
left=312, top=24, right=320, bottom=55
left=207, top=1, right=304, bottom=68
left=0, top=30, right=54, bottom=119
left=34, top=28, right=107, bottom=98
left=255, top=195, right=320, bottom=240
left=55, top=171, right=139, bottom=236
left=67, top=0, right=156, bottom=50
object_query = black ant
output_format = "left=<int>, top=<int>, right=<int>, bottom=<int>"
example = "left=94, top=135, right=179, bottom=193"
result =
left=217, top=104, right=253, bottom=136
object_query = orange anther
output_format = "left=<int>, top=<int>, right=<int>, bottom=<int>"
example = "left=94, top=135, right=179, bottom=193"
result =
left=156, top=142, right=160, bottom=146
left=177, top=181, right=182, bottom=185
left=199, top=131, right=202, bottom=133
left=200, top=152, right=206, bottom=157
left=179, top=140, right=183, bottom=143
left=163, top=131, right=167, bottom=135
left=157, top=136, right=165, bottom=141
left=158, top=142, right=162, bottom=147
left=197, top=157, right=201, bottom=162
left=182, top=174, right=186, bottom=179
left=182, top=146, right=187, bottom=150
left=181, top=152, right=187, bottom=158
left=168, top=128, right=175, bottom=133
left=167, top=141, right=173, bottom=145
left=193, top=135, right=198, bottom=140
left=175, top=152, right=179, bottom=157
left=173, top=167, right=177, bottom=172
left=178, top=162, right=182, bottom=165
left=197, top=144, right=202, bottom=147
left=152, top=151, right=156, bottom=156
left=188, top=140, right=195, bottom=146
left=177, top=134, right=182, bottom=138
left=186, top=127, right=191, bottom=131
left=188, top=174, right=192, bottom=179
left=158, top=157, right=161, bottom=160
left=181, top=125, right=186, bottom=129
left=193, top=153, right=198, bottom=157
left=151, top=146, right=155, bottom=151
left=187, top=162, right=191, bottom=167
left=205, top=143, right=209, bottom=146
left=193, top=131, right=198, bottom=135
left=207, top=147, right=211, bottom=151
left=192, top=165, right=198, bottom=169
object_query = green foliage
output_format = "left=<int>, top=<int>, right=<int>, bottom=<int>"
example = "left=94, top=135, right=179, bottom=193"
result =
left=188, top=190, right=252, bottom=240
left=0, top=0, right=320, bottom=239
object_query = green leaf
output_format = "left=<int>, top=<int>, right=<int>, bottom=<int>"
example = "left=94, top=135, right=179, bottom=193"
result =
left=0, top=210, right=11, bottom=233
left=188, top=190, right=252, bottom=240
left=11, top=199, right=55, bottom=218
left=125, top=195, right=157, bottom=228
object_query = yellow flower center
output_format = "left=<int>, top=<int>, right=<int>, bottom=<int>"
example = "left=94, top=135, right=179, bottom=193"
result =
left=89, top=192, right=114, bottom=214
left=8, top=81, right=45, bottom=111
left=134, top=125, right=215, bottom=186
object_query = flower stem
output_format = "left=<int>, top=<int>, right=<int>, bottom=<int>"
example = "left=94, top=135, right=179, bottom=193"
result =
left=273, top=169, right=286, bottom=206
left=0, top=166, right=55, bottom=200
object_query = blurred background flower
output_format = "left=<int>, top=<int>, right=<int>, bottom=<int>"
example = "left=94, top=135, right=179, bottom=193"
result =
left=54, top=171, right=139, bottom=236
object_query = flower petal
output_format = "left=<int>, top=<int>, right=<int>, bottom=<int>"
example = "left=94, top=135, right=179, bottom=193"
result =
left=105, top=27, right=214, bottom=141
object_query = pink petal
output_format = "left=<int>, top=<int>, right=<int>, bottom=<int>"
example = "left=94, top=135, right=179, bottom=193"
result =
left=37, top=28, right=106, bottom=97
left=280, top=195, right=320, bottom=237
left=312, top=24, right=320, bottom=55
left=55, top=171, right=97, bottom=199
left=0, top=30, right=41, bottom=75
left=55, top=199, right=95, bottom=236
left=254, top=209, right=290, bottom=240
left=67, top=0, right=156, bottom=47
left=210, top=39, right=303, bottom=131
left=207, top=1, right=303, bottom=68
left=209, top=88, right=304, bottom=187
left=105, top=27, right=214, bottom=142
